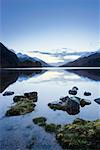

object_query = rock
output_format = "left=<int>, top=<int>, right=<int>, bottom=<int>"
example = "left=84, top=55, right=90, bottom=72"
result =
left=56, top=119, right=100, bottom=149
left=6, top=100, right=36, bottom=116
left=33, top=117, right=47, bottom=126
left=94, top=98, right=100, bottom=104
left=84, top=92, right=91, bottom=96
left=60, top=96, right=70, bottom=102
left=69, top=89, right=77, bottom=95
left=80, top=99, right=91, bottom=107
left=72, top=86, right=78, bottom=91
left=32, top=116, right=100, bottom=149
left=13, top=96, right=28, bottom=102
left=3, top=91, right=14, bottom=96
left=48, top=96, right=80, bottom=115
left=45, top=123, right=60, bottom=132
left=24, top=92, right=38, bottom=102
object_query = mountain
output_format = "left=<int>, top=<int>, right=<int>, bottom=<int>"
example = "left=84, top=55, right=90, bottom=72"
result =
left=17, top=53, right=50, bottom=67
left=0, top=43, right=50, bottom=68
left=0, top=43, right=19, bottom=68
left=61, top=51, right=100, bottom=67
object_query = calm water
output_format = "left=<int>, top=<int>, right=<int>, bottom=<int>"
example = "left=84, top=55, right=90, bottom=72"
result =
left=0, top=69, right=100, bottom=150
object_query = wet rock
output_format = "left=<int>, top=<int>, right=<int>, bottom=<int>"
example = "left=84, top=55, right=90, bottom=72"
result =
left=60, top=96, right=70, bottom=102
left=6, top=100, right=36, bottom=116
left=48, top=96, right=80, bottom=115
left=3, top=91, right=14, bottom=96
left=80, top=99, right=91, bottom=107
left=84, top=92, right=91, bottom=96
left=32, top=116, right=100, bottom=149
left=56, top=119, right=100, bottom=149
left=69, top=89, right=77, bottom=95
left=33, top=117, right=47, bottom=126
left=32, top=116, right=61, bottom=133
left=94, top=98, right=100, bottom=104
left=24, top=92, right=38, bottom=102
left=45, top=124, right=61, bottom=133
left=72, top=86, right=78, bottom=91
left=13, top=95, right=28, bottom=102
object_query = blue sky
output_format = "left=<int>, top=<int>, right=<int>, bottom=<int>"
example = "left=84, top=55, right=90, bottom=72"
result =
left=1, top=0, right=100, bottom=52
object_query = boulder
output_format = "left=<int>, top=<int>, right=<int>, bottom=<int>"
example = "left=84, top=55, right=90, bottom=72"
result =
left=84, top=92, right=91, bottom=96
left=80, top=99, right=91, bottom=107
left=69, top=90, right=77, bottom=95
left=94, top=98, right=100, bottom=104
left=48, top=96, right=80, bottom=115
left=6, top=100, right=36, bottom=116
left=3, top=91, right=14, bottom=96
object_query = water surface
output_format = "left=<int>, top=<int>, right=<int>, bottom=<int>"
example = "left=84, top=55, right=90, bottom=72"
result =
left=0, top=69, right=100, bottom=150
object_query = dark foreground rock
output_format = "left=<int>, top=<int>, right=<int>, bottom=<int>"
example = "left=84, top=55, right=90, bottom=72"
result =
left=33, top=117, right=47, bottom=126
left=48, top=96, right=91, bottom=115
left=3, top=91, right=14, bottom=96
left=33, top=117, right=100, bottom=149
left=94, top=98, right=100, bottom=105
left=6, top=91, right=38, bottom=116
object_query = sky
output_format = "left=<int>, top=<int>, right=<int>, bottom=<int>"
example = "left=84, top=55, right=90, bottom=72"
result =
left=0, top=0, right=100, bottom=53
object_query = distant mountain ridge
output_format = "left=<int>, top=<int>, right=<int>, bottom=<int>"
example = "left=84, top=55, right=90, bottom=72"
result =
left=17, top=53, right=50, bottom=67
left=0, top=43, right=49, bottom=68
left=61, top=51, right=100, bottom=67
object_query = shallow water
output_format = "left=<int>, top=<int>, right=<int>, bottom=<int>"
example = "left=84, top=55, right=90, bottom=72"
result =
left=0, top=69, right=100, bottom=150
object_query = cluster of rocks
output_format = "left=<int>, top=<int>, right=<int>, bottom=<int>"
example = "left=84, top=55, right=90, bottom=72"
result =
left=6, top=92, right=38, bottom=116
left=48, top=86, right=100, bottom=115
left=33, top=117, right=100, bottom=149
left=48, top=96, right=91, bottom=115
left=68, top=86, right=91, bottom=96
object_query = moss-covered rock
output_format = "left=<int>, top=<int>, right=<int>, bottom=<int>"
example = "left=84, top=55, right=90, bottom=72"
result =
left=32, top=117, right=100, bottom=149
left=45, top=124, right=61, bottom=133
left=13, top=95, right=28, bottom=102
left=33, top=117, right=47, bottom=126
left=6, top=100, right=36, bottom=116
left=24, top=92, right=38, bottom=102
left=56, top=119, right=100, bottom=149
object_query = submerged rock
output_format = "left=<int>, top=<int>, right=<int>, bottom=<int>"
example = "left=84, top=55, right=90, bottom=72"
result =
left=80, top=99, right=91, bottom=107
left=3, top=91, right=14, bottom=96
left=6, top=100, right=36, bottom=116
left=94, top=98, right=100, bottom=104
left=84, top=92, right=91, bottom=96
left=33, top=117, right=47, bottom=126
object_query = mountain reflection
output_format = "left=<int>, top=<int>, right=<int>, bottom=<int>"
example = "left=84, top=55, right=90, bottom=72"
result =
left=0, top=69, right=100, bottom=93
left=0, top=69, right=46, bottom=93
